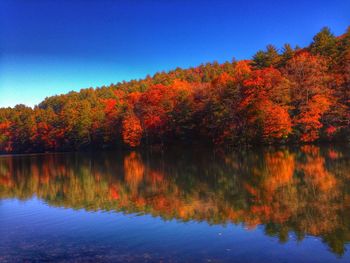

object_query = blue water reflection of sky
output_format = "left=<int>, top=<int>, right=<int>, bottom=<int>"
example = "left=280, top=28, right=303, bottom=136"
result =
left=1, top=198, right=348, bottom=262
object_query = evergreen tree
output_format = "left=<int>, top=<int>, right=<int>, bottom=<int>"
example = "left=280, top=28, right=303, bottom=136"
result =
left=310, top=27, right=338, bottom=59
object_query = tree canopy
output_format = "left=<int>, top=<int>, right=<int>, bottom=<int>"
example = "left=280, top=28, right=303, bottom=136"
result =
left=1, top=26, right=349, bottom=153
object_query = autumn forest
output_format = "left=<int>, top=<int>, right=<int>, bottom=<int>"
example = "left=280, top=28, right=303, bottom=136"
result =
left=1, top=27, right=349, bottom=153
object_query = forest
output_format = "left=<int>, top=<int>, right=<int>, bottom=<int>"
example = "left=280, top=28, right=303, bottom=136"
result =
left=0, top=27, right=349, bottom=153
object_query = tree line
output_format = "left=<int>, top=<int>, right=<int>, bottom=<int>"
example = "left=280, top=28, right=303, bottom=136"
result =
left=0, top=27, right=349, bottom=153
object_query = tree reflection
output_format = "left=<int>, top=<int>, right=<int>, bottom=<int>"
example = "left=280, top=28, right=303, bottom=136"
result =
left=0, top=146, right=350, bottom=255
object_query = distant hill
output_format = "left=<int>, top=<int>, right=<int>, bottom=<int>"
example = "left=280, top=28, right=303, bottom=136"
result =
left=0, top=26, right=349, bottom=153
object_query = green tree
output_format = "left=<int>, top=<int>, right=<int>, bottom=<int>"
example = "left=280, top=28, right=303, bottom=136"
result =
left=279, top=43, right=295, bottom=67
left=310, top=27, right=338, bottom=59
left=252, top=45, right=280, bottom=69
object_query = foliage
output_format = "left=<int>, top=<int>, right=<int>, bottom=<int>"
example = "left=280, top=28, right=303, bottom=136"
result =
left=0, top=26, right=349, bottom=152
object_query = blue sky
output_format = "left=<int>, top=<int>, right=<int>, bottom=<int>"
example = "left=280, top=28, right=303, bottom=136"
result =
left=0, top=0, right=349, bottom=107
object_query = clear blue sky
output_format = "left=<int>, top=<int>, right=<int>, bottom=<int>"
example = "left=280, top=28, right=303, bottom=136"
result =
left=0, top=0, right=349, bottom=107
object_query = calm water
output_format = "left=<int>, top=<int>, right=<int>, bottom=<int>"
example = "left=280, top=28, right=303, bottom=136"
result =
left=1, top=146, right=350, bottom=262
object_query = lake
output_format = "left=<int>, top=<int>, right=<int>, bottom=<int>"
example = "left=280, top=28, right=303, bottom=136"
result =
left=1, top=145, right=350, bottom=262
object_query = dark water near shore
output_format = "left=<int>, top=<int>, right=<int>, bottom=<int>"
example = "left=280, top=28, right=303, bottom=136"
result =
left=1, top=146, right=350, bottom=262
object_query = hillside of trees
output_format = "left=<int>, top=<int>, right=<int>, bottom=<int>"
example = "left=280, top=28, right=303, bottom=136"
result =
left=0, top=27, right=349, bottom=153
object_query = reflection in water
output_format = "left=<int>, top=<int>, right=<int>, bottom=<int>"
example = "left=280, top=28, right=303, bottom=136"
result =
left=1, top=146, right=350, bottom=256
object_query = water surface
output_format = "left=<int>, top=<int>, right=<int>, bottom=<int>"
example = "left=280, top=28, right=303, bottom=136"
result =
left=1, top=146, right=350, bottom=262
